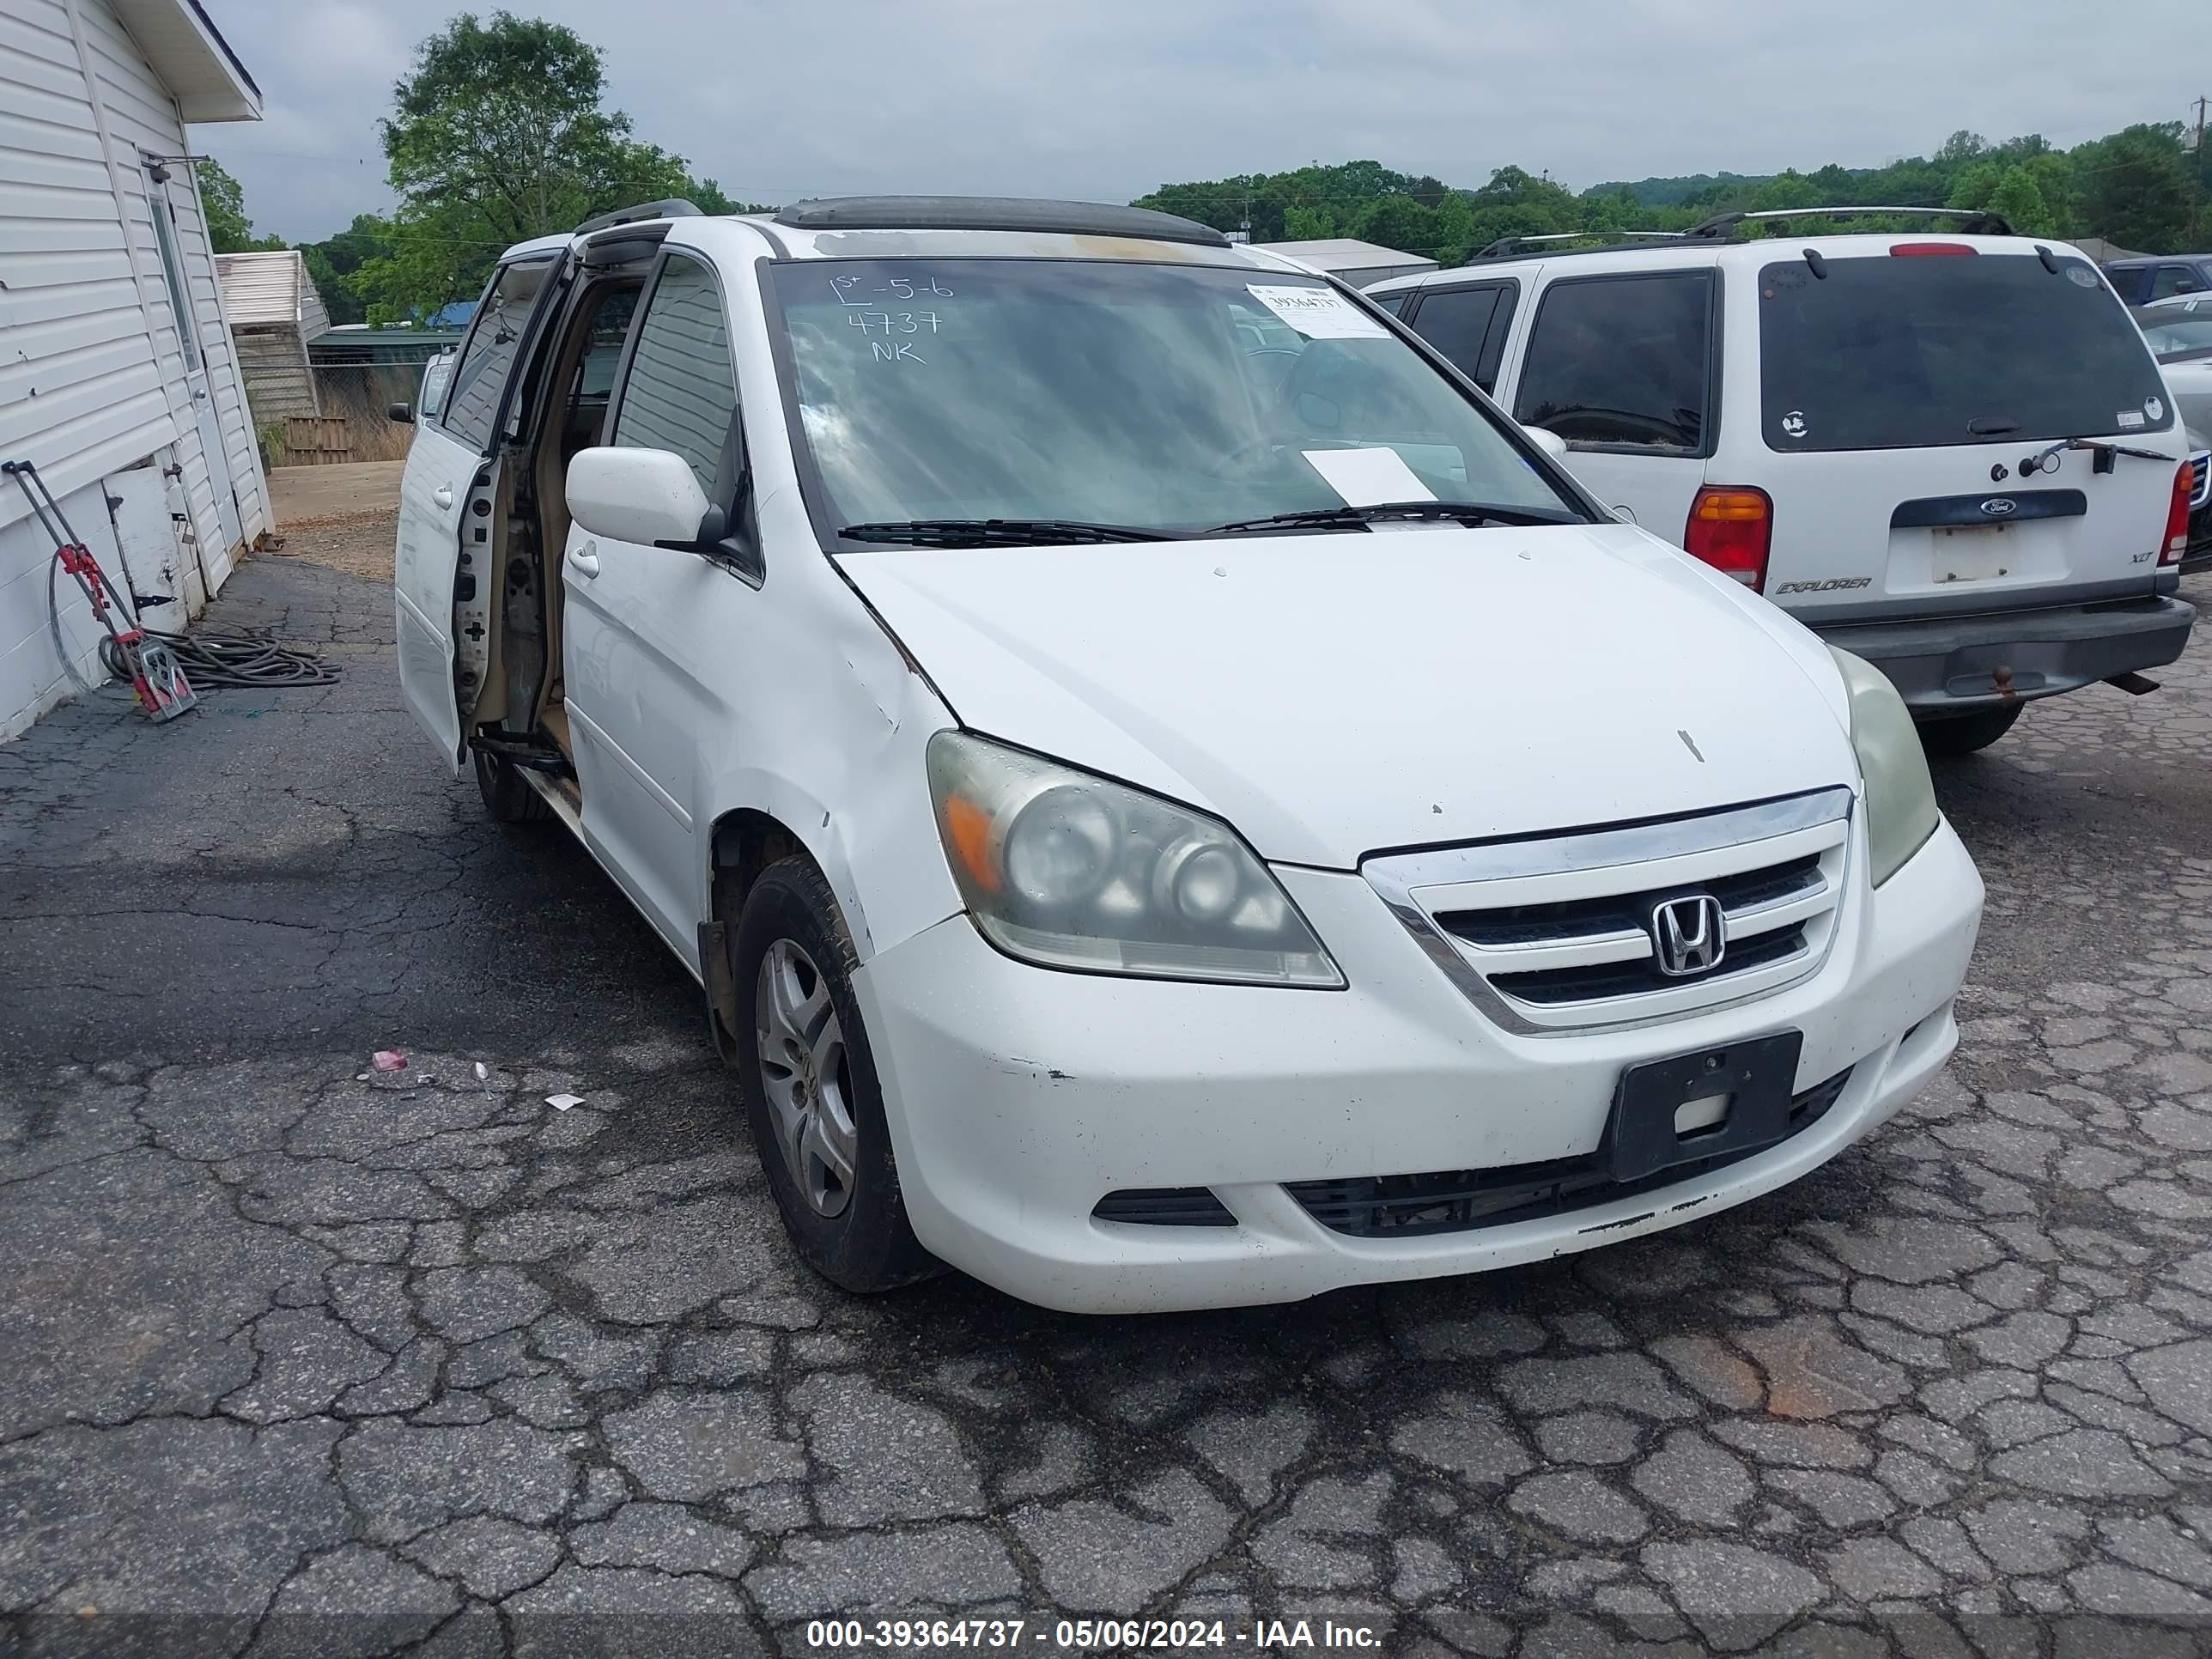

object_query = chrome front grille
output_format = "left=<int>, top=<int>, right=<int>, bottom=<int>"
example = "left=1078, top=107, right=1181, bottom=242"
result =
left=2192, top=452, right=2209, bottom=510
left=1364, top=789, right=1854, bottom=1034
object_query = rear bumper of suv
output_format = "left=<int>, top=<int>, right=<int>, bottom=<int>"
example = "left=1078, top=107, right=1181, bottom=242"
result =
left=1814, top=594, right=2196, bottom=714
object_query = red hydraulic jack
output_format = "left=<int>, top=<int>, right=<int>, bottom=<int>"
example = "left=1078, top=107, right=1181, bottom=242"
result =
left=5, top=459, right=197, bottom=722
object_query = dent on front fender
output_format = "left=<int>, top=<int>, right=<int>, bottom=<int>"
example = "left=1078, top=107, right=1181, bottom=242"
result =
left=696, top=572, right=966, bottom=963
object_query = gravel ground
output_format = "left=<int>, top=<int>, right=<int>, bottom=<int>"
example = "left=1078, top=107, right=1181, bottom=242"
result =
left=2, top=534, right=2209, bottom=1656
left=265, top=505, right=399, bottom=583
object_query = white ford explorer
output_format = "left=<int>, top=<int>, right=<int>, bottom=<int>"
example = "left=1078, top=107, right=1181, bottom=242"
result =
left=392, top=195, right=1984, bottom=1313
left=1369, top=209, right=2199, bottom=757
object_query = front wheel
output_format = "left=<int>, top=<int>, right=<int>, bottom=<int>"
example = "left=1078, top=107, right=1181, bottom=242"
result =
left=474, top=747, right=551, bottom=822
left=730, top=857, right=937, bottom=1294
left=1917, top=703, right=2023, bottom=757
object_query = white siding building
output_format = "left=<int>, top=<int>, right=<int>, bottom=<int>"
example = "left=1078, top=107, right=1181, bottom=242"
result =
left=0, top=0, right=266, bottom=739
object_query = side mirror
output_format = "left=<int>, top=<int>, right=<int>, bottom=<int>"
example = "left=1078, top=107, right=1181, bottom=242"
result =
left=568, top=446, right=713, bottom=547
left=387, top=403, right=414, bottom=425
left=1525, top=426, right=1570, bottom=463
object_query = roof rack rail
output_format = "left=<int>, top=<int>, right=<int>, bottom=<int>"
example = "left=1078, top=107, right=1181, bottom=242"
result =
left=1681, top=204, right=2014, bottom=240
left=574, top=198, right=702, bottom=235
left=773, top=195, right=1231, bottom=248
left=1468, top=230, right=1686, bottom=264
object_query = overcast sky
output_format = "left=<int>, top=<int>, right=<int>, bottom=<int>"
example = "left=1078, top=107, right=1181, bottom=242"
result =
left=197, top=0, right=2202, bottom=246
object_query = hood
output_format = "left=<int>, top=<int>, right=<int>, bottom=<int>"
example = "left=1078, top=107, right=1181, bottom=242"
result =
left=843, top=523, right=1859, bottom=868
left=2160, top=360, right=2212, bottom=439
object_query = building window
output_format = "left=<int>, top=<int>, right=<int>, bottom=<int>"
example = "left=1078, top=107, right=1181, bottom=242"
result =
left=148, top=185, right=199, bottom=370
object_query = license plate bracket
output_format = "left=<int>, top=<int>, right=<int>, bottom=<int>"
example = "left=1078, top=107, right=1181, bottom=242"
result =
left=1933, top=520, right=2012, bottom=584
left=1604, top=1031, right=1805, bottom=1185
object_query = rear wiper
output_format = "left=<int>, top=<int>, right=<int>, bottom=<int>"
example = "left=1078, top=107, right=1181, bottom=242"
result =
left=839, top=519, right=1173, bottom=546
left=1206, top=500, right=1577, bottom=535
left=2021, top=436, right=2175, bottom=477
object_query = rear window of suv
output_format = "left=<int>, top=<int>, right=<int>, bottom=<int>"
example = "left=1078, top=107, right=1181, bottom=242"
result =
left=1759, top=252, right=2172, bottom=453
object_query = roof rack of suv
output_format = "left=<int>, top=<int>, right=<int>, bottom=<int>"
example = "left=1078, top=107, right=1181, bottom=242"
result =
left=772, top=195, right=1231, bottom=248
left=574, top=198, right=702, bottom=235
left=1681, top=205, right=2014, bottom=240
left=1468, top=229, right=1686, bottom=263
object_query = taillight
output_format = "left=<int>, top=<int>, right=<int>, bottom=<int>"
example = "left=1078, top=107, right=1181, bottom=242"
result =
left=2163, top=460, right=2193, bottom=566
left=1891, top=242, right=1977, bottom=257
left=1685, top=486, right=1773, bottom=589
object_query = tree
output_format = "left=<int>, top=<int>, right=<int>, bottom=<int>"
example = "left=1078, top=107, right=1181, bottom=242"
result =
left=1936, top=130, right=1990, bottom=166
left=297, top=214, right=396, bottom=325
left=2074, top=125, right=2195, bottom=251
left=196, top=157, right=282, bottom=253
left=366, top=10, right=742, bottom=315
left=1985, top=168, right=2053, bottom=236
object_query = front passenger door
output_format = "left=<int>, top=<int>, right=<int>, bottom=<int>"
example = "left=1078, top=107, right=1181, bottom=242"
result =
left=563, top=250, right=746, bottom=957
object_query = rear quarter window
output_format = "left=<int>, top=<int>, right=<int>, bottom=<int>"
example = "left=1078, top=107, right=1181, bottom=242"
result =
left=1759, top=252, right=2172, bottom=452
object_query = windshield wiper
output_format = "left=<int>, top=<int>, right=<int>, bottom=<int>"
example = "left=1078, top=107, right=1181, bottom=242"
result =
left=1206, top=500, right=1578, bottom=535
left=839, top=519, right=1173, bottom=547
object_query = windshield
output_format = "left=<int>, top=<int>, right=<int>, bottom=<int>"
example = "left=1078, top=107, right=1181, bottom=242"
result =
left=767, top=258, right=1579, bottom=540
left=2137, top=312, right=2212, bottom=362
left=1759, top=252, right=2172, bottom=452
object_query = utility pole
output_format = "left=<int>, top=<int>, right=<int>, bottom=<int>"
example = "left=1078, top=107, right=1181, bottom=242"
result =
left=2197, top=98, right=2209, bottom=246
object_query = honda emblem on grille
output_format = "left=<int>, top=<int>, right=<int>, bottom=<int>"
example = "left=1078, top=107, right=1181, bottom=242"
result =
left=1650, top=894, right=1726, bottom=978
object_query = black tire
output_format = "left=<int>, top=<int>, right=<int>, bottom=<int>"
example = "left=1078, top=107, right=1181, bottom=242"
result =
left=730, top=856, right=937, bottom=1293
left=474, top=747, right=551, bottom=822
left=1917, top=703, right=2023, bottom=757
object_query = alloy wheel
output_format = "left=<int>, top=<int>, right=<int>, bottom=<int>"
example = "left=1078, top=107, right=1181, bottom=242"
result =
left=754, top=938, right=859, bottom=1218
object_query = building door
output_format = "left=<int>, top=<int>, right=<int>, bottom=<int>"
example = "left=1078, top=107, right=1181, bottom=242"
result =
left=148, top=185, right=243, bottom=554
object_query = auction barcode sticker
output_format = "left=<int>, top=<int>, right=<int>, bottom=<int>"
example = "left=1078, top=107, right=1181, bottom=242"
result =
left=1245, top=284, right=1388, bottom=339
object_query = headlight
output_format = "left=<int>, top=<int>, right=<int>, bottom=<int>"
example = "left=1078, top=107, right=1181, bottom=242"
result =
left=1829, top=648, right=1940, bottom=887
left=927, top=732, right=1343, bottom=987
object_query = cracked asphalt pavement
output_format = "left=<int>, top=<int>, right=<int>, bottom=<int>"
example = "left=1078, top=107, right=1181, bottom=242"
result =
left=3, top=538, right=2212, bottom=1656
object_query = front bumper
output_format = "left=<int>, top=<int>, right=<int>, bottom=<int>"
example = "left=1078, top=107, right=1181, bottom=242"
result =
left=2181, top=500, right=2212, bottom=574
left=1815, top=596, right=2195, bottom=713
left=854, top=817, right=1983, bottom=1314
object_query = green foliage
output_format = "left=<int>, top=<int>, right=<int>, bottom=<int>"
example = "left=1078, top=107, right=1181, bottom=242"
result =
left=1583, top=171, right=1773, bottom=208
left=2072, top=125, right=2196, bottom=251
left=196, top=158, right=282, bottom=253
left=356, top=9, right=753, bottom=318
left=1137, top=118, right=2209, bottom=266
left=296, top=215, right=395, bottom=325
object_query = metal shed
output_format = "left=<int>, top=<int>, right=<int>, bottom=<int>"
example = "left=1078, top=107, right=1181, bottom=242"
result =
left=1249, top=238, right=1439, bottom=287
left=215, top=248, right=331, bottom=422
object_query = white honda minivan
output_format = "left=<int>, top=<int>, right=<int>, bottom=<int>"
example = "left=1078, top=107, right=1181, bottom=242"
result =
left=392, top=196, right=1984, bottom=1313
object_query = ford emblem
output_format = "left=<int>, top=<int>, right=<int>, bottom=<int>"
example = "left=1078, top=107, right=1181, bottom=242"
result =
left=1979, top=497, right=2018, bottom=517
